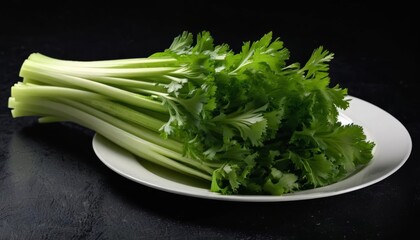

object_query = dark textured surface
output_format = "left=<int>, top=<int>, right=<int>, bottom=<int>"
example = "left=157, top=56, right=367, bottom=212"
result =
left=1, top=5, right=418, bottom=239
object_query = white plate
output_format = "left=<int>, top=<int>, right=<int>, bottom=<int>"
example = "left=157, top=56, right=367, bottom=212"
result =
left=92, top=96, right=412, bottom=202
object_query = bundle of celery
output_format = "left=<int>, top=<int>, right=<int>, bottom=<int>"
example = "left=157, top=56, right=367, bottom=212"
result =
left=8, top=31, right=375, bottom=195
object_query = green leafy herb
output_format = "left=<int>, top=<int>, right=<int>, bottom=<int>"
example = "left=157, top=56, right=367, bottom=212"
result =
left=8, top=31, right=375, bottom=195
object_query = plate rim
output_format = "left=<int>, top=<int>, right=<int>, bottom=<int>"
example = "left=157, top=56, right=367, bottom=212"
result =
left=92, top=95, right=412, bottom=202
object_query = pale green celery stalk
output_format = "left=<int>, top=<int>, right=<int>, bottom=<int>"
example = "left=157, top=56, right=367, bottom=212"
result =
left=20, top=67, right=167, bottom=114
left=60, top=99, right=213, bottom=173
left=58, top=99, right=184, bottom=154
left=11, top=83, right=166, bottom=132
left=24, top=60, right=178, bottom=78
left=23, top=57, right=187, bottom=89
left=83, top=98, right=166, bottom=132
left=12, top=82, right=106, bottom=101
left=28, top=53, right=179, bottom=68
left=8, top=96, right=214, bottom=180
left=88, top=76, right=169, bottom=91
left=22, top=77, right=48, bottom=85
left=126, top=88, right=170, bottom=98
left=14, top=53, right=222, bottom=178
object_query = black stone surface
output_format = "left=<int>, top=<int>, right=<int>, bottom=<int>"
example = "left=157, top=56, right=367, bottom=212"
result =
left=1, top=5, right=418, bottom=239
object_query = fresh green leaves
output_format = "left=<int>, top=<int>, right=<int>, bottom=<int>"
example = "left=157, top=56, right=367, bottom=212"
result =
left=9, top=31, right=375, bottom=196
left=164, top=31, right=375, bottom=195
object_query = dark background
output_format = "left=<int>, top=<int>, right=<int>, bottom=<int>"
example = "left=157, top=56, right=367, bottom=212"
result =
left=1, top=4, right=418, bottom=239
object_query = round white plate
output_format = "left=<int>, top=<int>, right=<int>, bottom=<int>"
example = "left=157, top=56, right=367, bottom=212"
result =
left=92, top=96, right=412, bottom=202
